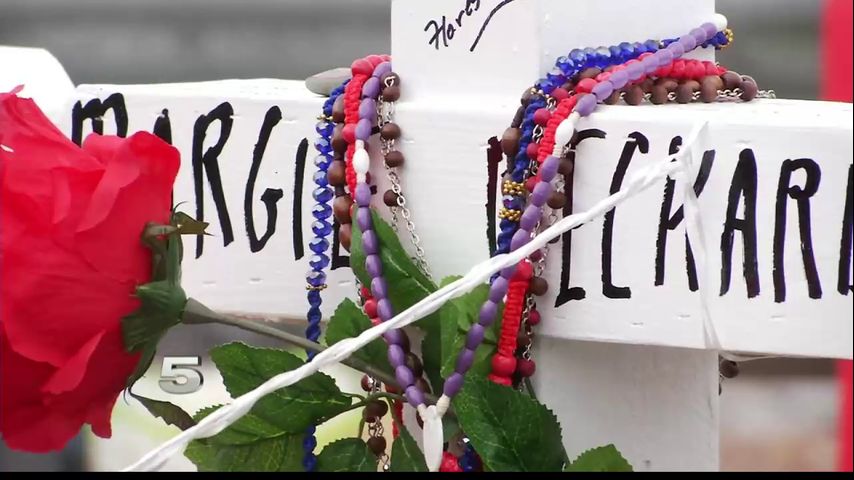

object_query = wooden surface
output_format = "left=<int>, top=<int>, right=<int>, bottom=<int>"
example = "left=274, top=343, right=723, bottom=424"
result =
left=63, top=80, right=853, bottom=360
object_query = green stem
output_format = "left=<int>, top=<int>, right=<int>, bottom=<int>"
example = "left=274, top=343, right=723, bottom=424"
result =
left=182, top=298, right=448, bottom=412
left=358, top=417, right=367, bottom=438
left=524, top=378, right=538, bottom=401
left=369, top=392, right=405, bottom=403
left=183, top=298, right=399, bottom=390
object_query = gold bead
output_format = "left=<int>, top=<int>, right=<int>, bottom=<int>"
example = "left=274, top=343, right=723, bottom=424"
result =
left=723, top=28, right=734, bottom=49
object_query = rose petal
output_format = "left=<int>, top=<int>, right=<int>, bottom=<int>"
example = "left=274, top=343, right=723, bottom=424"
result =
left=42, top=330, right=106, bottom=395
left=0, top=333, right=87, bottom=453
left=0, top=94, right=161, bottom=453
left=0, top=94, right=74, bottom=148
left=76, top=132, right=179, bottom=283
left=2, top=232, right=139, bottom=366
left=0, top=328, right=138, bottom=452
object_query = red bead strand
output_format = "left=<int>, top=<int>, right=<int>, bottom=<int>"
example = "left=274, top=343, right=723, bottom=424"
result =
left=344, top=65, right=368, bottom=195
left=488, top=261, right=533, bottom=386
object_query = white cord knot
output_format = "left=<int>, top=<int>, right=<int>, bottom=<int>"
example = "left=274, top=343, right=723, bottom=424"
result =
left=417, top=405, right=444, bottom=472
left=435, top=394, right=451, bottom=418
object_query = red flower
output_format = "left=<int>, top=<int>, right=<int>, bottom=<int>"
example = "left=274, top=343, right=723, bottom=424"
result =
left=0, top=91, right=180, bottom=452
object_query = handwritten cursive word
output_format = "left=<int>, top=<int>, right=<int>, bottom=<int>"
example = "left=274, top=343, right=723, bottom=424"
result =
left=424, top=0, right=482, bottom=50
left=469, top=0, right=518, bottom=52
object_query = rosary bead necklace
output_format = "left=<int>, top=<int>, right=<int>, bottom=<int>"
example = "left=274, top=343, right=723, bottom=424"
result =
left=305, top=12, right=773, bottom=472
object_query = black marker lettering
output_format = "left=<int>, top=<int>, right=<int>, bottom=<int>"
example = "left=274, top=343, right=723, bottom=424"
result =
left=465, top=0, right=481, bottom=16
left=331, top=222, right=350, bottom=270
left=555, top=128, right=607, bottom=308
left=839, top=164, right=854, bottom=295
left=655, top=137, right=716, bottom=291
left=291, top=138, right=309, bottom=259
left=773, top=158, right=823, bottom=302
left=720, top=149, right=760, bottom=298
left=425, top=1, right=483, bottom=50
left=470, top=0, right=517, bottom=52
left=424, top=18, right=448, bottom=50
left=71, top=93, right=128, bottom=145
left=152, top=109, right=172, bottom=144
left=192, top=102, right=235, bottom=258
left=245, top=107, right=285, bottom=254
left=601, top=132, right=648, bottom=299
left=486, top=136, right=501, bottom=256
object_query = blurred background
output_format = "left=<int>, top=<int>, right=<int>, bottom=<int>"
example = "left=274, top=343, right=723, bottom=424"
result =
left=1, top=0, right=851, bottom=472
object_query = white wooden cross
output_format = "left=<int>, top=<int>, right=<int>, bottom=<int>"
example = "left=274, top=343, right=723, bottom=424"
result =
left=3, top=0, right=852, bottom=471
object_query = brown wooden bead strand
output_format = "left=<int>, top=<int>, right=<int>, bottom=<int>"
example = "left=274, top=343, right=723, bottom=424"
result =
left=385, top=150, right=404, bottom=168
left=327, top=160, right=347, bottom=187
left=547, top=191, right=568, bottom=209
left=332, top=95, right=345, bottom=123
left=721, top=70, right=742, bottom=91
left=624, top=85, right=646, bottom=106
left=333, top=195, right=354, bottom=225
left=501, top=127, right=522, bottom=157
left=339, top=223, right=353, bottom=251
left=528, top=277, right=549, bottom=296
left=383, top=189, right=399, bottom=207
left=380, top=122, right=401, bottom=140
left=331, top=124, right=347, bottom=154
left=740, top=76, right=758, bottom=101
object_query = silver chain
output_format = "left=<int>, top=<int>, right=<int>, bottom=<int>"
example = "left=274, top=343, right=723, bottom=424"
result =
left=362, top=368, right=390, bottom=471
left=378, top=90, right=433, bottom=279
left=620, top=88, right=776, bottom=105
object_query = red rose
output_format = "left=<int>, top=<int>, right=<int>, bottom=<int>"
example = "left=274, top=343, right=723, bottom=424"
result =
left=0, top=91, right=180, bottom=452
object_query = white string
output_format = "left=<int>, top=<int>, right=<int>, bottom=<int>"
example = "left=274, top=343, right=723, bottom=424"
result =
left=679, top=124, right=775, bottom=363
left=675, top=123, right=721, bottom=350
left=125, top=121, right=713, bottom=472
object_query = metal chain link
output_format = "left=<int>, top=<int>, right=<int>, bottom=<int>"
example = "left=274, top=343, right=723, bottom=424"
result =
left=620, top=88, right=777, bottom=105
left=377, top=93, right=433, bottom=279
left=362, top=365, right=391, bottom=472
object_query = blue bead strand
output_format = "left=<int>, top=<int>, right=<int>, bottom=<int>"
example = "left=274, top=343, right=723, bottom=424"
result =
left=497, top=27, right=731, bottom=254
left=488, top=27, right=733, bottom=466
left=538, top=27, right=728, bottom=93
left=302, top=79, right=348, bottom=473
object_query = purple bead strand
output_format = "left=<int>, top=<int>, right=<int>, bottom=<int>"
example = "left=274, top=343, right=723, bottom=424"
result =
left=352, top=61, right=429, bottom=409
left=440, top=153, right=561, bottom=398
left=574, top=22, right=720, bottom=117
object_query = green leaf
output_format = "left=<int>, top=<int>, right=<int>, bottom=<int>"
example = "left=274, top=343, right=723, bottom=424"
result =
left=164, top=223, right=184, bottom=286
left=452, top=376, right=566, bottom=472
left=420, top=324, right=444, bottom=394
left=351, top=210, right=439, bottom=331
left=130, top=392, right=196, bottom=431
left=122, top=280, right=187, bottom=352
left=389, top=425, right=428, bottom=472
left=324, top=299, right=392, bottom=375
left=565, top=445, right=633, bottom=472
left=136, top=281, right=187, bottom=316
left=185, top=406, right=303, bottom=472
left=125, top=341, right=158, bottom=387
left=316, top=438, right=376, bottom=472
left=173, top=210, right=210, bottom=236
left=442, top=413, right=461, bottom=444
left=210, top=343, right=352, bottom=433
